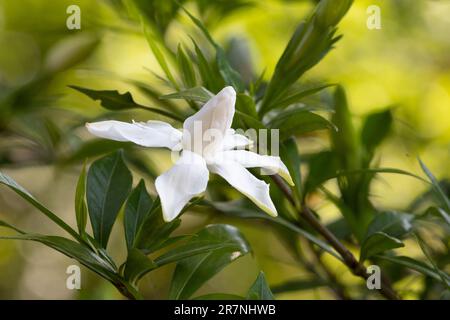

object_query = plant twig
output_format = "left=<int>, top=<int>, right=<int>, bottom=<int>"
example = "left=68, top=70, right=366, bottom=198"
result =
left=305, top=241, right=351, bottom=300
left=271, top=175, right=401, bottom=300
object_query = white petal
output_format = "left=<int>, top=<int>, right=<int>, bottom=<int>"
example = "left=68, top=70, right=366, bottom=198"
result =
left=208, top=162, right=277, bottom=217
left=155, top=151, right=209, bottom=222
left=182, top=86, right=236, bottom=155
left=222, top=131, right=253, bottom=150
left=212, top=150, right=294, bottom=186
left=86, top=120, right=182, bottom=150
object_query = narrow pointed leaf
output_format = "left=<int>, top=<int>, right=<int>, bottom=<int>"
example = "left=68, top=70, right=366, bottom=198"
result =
left=272, top=83, right=334, bottom=110
left=134, top=199, right=181, bottom=254
left=360, top=232, right=404, bottom=262
left=75, top=162, right=88, bottom=235
left=124, top=248, right=157, bottom=285
left=87, top=151, right=132, bottom=248
left=0, top=234, right=117, bottom=279
left=360, top=211, right=413, bottom=261
left=419, top=159, right=450, bottom=213
left=143, top=26, right=178, bottom=88
left=169, top=224, right=251, bottom=300
left=247, top=272, right=275, bottom=300
left=361, top=109, right=393, bottom=153
left=0, top=172, right=81, bottom=242
left=70, top=86, right=182, bottom=122
left=124, top=180, right=153, bottom=249
left=176, top=45, right=197, bottom=88
left=378, top=255, right=450, bottom=285
left=268, top=110, right=334, bottom=139
left=160, top=86, right=213, bottom=103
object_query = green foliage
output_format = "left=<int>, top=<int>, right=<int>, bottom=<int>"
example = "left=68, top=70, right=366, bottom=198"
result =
left=361, top=109, right=393, bottom=155
left=75, top=162, right=88, bottom=236
left=70, top=86, right=183, bottom=122
left=0, top=172, right=82, bottom=242
left=0, top=151, right=258, bottom=299
left=246, top=272, right=275, bottom=300
left=360, top=212, right=413, bottom=261
left=169, top=224, right=251, bottom=299
left=124, top=180, right=154, bottom=249
left=260, top=1, right=352, bottom=114
left=210, top=200, right=340, bottom=260
left=161, top=86, right=213, bottom=103
left=87, top=150, right=133, bottom=248
left=268, top=109, right=334, bottom=140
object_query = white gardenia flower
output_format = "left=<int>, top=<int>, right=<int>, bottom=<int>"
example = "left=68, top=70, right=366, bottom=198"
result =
left=86, top=86, right=294, bottom=222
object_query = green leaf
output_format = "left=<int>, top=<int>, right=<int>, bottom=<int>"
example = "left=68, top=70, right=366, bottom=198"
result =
left=360, top=211, right=413, bottom=261
left=247, top=272, right=274, bottom=300
left=365, top=211, right=414, bottom=239
left=87, top=151, right=132, bottom=248
left=280, top=138, right=302, bottom=200
left=270, top=83, right=334, bottom=110
left=75, top=162, right=88, bottom=236
left=70, top=86, right=141, bottom=111
left=331, top=86, right=360, bottom=172
left=143, top=25, right=179, bottom=88
left=0, top=234, right=117, bottom=280
left=124, top=248, right=157, bottom=285
left=421, top=206, right=450, bottom=227
left=235, top=110, right=265, bottom=130
left=0, top=172, right=82, bottom=242
left=419, top=159, right=450, bottom=214
left=414, top=234, right=450, bottom=289
left=378, top=255, right=450, bottom=285
left=124, top=180, right=153, bottom=250
left=155, top=227, right=248, bottom=267
left=361, top=109, right=393, bottom=153
left=236, top=93, right=258, bottom=119
left=216, top=47, right=243, bottom=91
left=360, top=232, right=404, bottom=262
left=132, top=0, right=181, bottom=34
left=181, top=6, right=243, bottom=91
left=134, top=199, right=181, bottom=254
left=315, top=0, right=354, bottom=27
left=210, top=200, right=341, bottom=260
left=70, top=86, right=183, bottom=122
left=303, top=151, right=339, bottom=194
left=169, top=224, right=251, bottom=300
left=337, top=168, right=428, bottom=182
left=260, top=1, right=352, bottom=114
left=176, top=44, right=197, bottom=88
left=192, top=40, right=223, bottom=92
left=0, top=220, right=25, bottom=234
left=160, top=86, right=213, bottom=103
left=268, top=109, right=334, bottom=139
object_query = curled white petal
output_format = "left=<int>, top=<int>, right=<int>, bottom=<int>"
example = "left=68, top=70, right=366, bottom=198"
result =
left=182, top=86, right=236, bottom=155
left=86, top=120, right=182, bottom=150
left=155, top=151, right=209, bottom=222
left=222, top=132, right=253, bottom=150
left=208, top=161, right=277, bottom=217
left=212, top=150, right=294, bottom=186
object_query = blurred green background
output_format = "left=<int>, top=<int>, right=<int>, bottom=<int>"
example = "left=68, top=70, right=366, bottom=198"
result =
left=0, top=0, right=448, bottom=299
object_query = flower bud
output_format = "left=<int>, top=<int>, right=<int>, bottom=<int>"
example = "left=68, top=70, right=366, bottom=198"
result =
left=315, top=0, right=353, bottom=27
